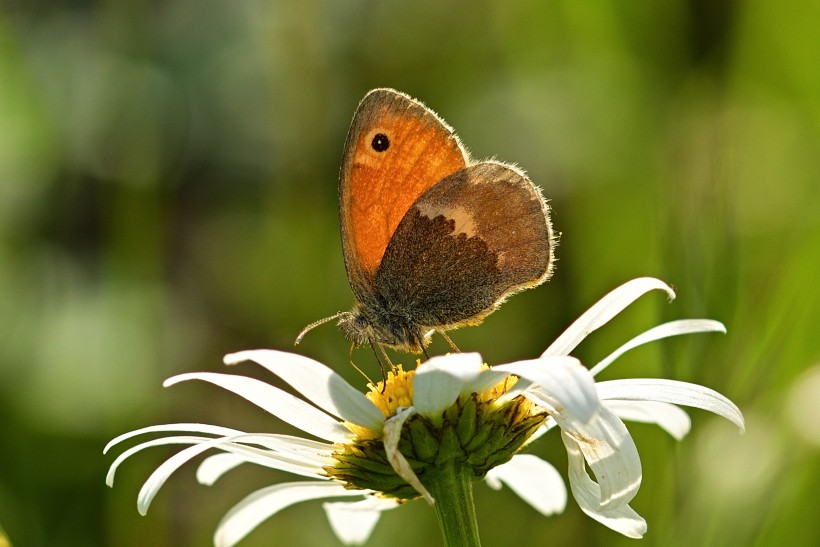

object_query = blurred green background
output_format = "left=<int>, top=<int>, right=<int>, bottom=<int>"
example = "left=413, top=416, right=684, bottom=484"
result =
left=1, top=0, right=818, bottom=546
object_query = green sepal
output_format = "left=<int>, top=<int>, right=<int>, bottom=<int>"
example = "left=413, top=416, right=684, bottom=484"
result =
left=407, top=415, right=440, bottom=462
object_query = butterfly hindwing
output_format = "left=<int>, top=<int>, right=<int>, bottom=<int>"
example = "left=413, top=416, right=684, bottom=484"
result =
left=373, top=161, right=554, bottom=329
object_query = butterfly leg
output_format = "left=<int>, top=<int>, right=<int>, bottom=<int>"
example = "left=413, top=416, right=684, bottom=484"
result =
left=348, top=342, right=378, bottom=387
left=439, top=331, right=461, bottom=353
left=377, top=343, right=396, bottom=372
left=368, top=341, right=398, bottom=393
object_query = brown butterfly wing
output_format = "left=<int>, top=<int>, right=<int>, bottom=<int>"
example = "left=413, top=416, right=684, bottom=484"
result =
left=374, top=161, right=554, bottom=329
left=339, top=89, right=469, bottom=302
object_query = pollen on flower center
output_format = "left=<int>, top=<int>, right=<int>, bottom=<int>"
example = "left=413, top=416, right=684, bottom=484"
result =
left=342, top=365, right=415, bottom=441
left=367, top=365, right=415, bottom=417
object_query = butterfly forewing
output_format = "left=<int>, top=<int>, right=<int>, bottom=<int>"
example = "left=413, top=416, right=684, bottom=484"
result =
left=339, top=89, right=469, bottom=301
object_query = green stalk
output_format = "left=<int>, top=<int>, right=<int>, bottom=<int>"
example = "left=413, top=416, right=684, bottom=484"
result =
left=425, top=462, right=481, bottom=547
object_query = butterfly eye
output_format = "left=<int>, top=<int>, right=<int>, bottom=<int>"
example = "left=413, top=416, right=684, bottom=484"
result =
left=371, top=133, right=390, bottom=152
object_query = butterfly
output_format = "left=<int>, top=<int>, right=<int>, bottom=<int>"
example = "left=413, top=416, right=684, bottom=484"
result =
left=297, top=88, right=555, bottom=355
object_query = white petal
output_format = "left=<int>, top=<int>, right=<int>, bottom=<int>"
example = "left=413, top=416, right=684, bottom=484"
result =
left=197, top=438, right=329, bottom=478
left=590, top=319, right=726, bottom=376
left=605, top=400, right=691, bottom=440
left=107, top=435, right=214, bottom=487
left=224, top=350, right=385, bottom=432
left=323, top=497, right=399, bottom=545
left=465, top=369, right=513, bottom=396
left=252, top=434, right=337, bottom=455
left=214, top=481, right=366, bottom=547
left=563, top=433, right=647, bottom=538
left=458, top=364, right=511, bottom=396
left=498, top=356, right=599, bottom=423
left=485, top=454, right=567, bottom=515
left=413, top=353, right=485, bottom=416
left=542, top=278, right=675, bottom=358
left=383, top=407, right=434, bottom=504
left=165, top=372, right=352, bottom=442
left=596, top=379, right=745, bottom=432
left=197, top=453, right=246, bottom=485
left=104, top=423, right=242, bottom=454
left=196, top=434, right=337, bottom=483
left=546, top=403, right=641, bottom=510
left=324, top=504, right=380, bottom=545
left=136, top=433, right=326, bottom=515
left=107, top=426, right=333, bottom=488
left=484, top=472, right=502, bottom=490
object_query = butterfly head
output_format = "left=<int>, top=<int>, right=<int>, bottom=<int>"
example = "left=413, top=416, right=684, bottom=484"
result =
left=337, top=302, right=431, bottom=354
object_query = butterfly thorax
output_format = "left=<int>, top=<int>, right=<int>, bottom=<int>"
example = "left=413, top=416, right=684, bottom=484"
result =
left=338, top=302, right=431, bottom=353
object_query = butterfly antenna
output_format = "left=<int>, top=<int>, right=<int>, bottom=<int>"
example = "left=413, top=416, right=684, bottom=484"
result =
left=295, top=312, right=344, bottom=345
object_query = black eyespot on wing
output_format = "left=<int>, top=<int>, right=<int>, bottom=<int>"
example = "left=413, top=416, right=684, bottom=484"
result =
left=371, top=133, right=390, bottom=152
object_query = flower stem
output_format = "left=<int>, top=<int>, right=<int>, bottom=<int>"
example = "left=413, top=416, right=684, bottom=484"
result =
left=426, top=463, right=481, bottom=547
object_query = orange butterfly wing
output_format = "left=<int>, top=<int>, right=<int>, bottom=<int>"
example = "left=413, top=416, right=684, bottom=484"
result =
left=339, top=89, right=469, bottom=300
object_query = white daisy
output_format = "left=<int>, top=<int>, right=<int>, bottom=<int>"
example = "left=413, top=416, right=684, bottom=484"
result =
left=105, top=277, right=744, bottom=545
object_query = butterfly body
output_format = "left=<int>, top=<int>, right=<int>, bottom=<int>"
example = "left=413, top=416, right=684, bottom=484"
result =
left=300, top=88, right=555, bottom=354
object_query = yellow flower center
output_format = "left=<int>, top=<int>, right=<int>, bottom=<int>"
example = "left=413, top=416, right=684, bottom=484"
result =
left=328, top=361, right=546, bottom=500
left=344, top=362, right=526, bottom=440
left=368, top=364, right=416, bottom=416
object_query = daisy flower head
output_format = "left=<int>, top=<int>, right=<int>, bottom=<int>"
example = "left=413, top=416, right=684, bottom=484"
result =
left=105, top=277, right=745, bottom=546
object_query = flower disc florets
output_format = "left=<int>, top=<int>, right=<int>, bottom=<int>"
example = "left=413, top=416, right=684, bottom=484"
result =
left=327, top=364, right=547, bottom=499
